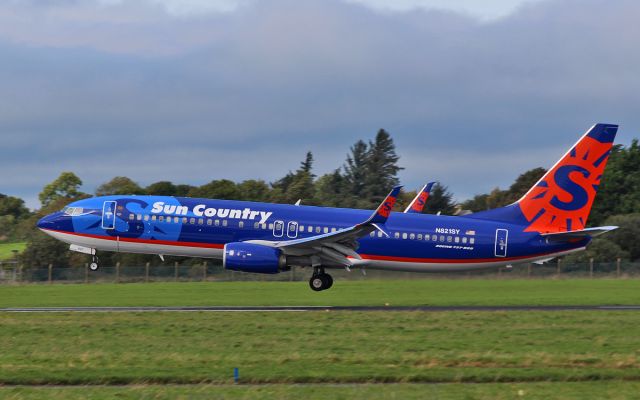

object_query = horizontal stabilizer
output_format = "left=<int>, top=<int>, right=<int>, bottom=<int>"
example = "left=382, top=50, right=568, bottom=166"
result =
left=541, top=226, right=618, bottom=242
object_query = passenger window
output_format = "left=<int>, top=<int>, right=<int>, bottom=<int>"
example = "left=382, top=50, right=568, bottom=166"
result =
left=462, top=237, right=468, bottom=244
left=129, top=214, right=134, bottom=220
left=269, top=223, right=274, bottom=230
left=198, top=218, right=204, bottom=225
left=409, top=233, right=415, bottom=240
left=190, top=218, right=195, bottom=224
left=316, top=227, right=321, bottom=233
left=402, top=233, right=407, bottom=239
left=159, top=216, right=164, bottom=222
left=289, top=224, right=296, bottom=231
left=424, top=234, right=429, bottom=240
left=261, top=223, right=267, bottom=230
left=215, top=220, right=220, bottom=226
left=299, top=225, right=305, bottom=231
left=136, top=214, right=142, bottom=221
left=369, top=232, right=375, bottom=237
left=417, top=234, right=422, bottom=240
left=323, top=227, right=329, bottom=233
left=470, top=238, right=475, bottom=244
left=394, top=232, right=400, bottom=239
left=308, top=226, right=313, bottom=233
left=144, top=215, right=149, bottom=221
left=439, top=235, right=445, bottom=242
left=207, top=219, right=212, bottom=226
left=152, top=215, right=157, bottom=221
left=254, top=222, right=259, bottom=229
left=455, top=237, right=460, bottom=243
left=222, top=220, right=228, bottom=227
left=239, top=221, right=244, bottom=228
left=377, top=231, right=383, bottom=238
left=183, top=217, right=188, bottom=223
left=447, top=236, right=452, bottom=242
left=432, top=235, right=437, bottom=242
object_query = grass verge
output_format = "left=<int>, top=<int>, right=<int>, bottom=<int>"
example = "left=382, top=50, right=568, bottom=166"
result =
left=1, top=279, right=640, bottom=307
left=1, top=311, right=640, bottom=385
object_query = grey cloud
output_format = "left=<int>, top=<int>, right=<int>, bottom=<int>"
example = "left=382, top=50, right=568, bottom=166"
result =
left=0, top=0, right=638, bottom=209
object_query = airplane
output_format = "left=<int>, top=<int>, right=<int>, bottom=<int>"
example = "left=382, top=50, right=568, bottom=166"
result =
left=38, top=123, right=618, bottom=291
left=404, top=182, right=435, bottom=213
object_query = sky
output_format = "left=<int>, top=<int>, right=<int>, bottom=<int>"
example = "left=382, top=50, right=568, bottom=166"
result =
left=1, top=0, right=639, bottom=209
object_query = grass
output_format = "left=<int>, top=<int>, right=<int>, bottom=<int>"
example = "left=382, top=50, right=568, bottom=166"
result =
left=2, top=382, right=640, bottom=400
left=0, top=242, right=26, bottom=261
left=1, top=279, right=640, bottom=307
left=1, top=311, right=640, bottom=386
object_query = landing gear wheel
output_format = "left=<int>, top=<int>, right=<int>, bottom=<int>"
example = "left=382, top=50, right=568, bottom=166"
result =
left=89, top=256, right=100, bottom=271
left=310, top=275, right=325, bottom=291
left=309, top=270, right=333, bottom=291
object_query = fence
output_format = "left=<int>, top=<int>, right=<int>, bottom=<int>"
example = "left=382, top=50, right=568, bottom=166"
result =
left=2, top=259, right=640, bottom=285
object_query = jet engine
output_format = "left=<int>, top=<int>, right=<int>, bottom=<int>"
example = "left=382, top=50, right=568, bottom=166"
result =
left=223, top=242, right=287, bottom=274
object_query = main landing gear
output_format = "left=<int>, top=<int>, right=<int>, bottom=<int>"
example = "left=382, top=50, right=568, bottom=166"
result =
left=309, top=267, right=333, bottom=292
left=89, top=255, right=100, bottom=271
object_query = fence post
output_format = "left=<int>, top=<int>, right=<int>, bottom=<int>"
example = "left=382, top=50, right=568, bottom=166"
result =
left=203, top=262, right=207, bottom=281
left=85, top=263, right=89, bottom=283
left=617, top=258, right=621, bottom=278
left=498, top=267, right=502, bottom=278
left=556, top=259, right=561, bottom=277
left=48, top=264, right=53, bottom=284
left=527, top=263, right=531, bottom=278
left=19, top=264, right=23, bottom=283
left=145, top=262, right=150, bottom=283
left=290, top=266, right=295, bottom=282
left=116, top=262, right=120, bottom=283
left=175, top=262, right=179, bottom=282
left=589, top=258, right=594, bottom=278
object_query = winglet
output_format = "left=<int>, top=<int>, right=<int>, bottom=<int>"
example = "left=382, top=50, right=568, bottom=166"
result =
left=404, top=182, right=435, bottom=213
left=363, top=186, right=402, bottom=225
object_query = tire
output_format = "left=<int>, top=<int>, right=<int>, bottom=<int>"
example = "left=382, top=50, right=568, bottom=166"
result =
left=309, top=275, right=325, bottom=291
left=89, top=262, right=99, bottom=271
left=324, top=274, right=333, bottom=289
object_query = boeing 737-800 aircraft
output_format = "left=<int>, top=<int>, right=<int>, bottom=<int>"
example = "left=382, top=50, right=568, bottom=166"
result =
left=38, top=123, right=618, bottom=291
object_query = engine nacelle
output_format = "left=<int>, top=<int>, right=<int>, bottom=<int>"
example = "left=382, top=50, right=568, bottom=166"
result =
left=223, top=242, right=286, bottom=274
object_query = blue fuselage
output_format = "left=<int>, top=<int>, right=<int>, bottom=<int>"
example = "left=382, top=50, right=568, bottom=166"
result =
left=37, top=195, right=587, bottom=272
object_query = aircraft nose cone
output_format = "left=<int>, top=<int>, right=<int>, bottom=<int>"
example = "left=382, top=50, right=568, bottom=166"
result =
left=37, top=215, right=55, bottom=230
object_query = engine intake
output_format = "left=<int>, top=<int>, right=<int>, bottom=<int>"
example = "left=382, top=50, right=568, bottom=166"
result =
left=223, top=242, right=287, bottom=274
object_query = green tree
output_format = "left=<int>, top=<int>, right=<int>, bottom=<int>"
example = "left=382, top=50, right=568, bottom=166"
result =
left=602, top=214, right=640, bottom=261
left=188, top=179, right=240, bottom=199
left=314, top=170, right=349, bottom=207
left=271, top=153, right=316, bottom=204
left=39, top=172, right=84, bottom=207
left=424, top=183, right=456, bottom=215
left=343, top=140, right=369, bottom=200
left=145, top=181, right=178, bottom=196
left=236, top=180, right=272, bottom=202
left=563, top=238, right=630, bottom=263
left=95, top=177, right=145, bottom=196
left=363, top=129, right=402, bottom=204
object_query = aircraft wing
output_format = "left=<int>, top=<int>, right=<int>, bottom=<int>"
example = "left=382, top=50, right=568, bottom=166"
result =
left=541, top=226, right=618, bottom=242
left=404, top=182, right=435, bottom=213
left=246, top=186, right=402, bottom=267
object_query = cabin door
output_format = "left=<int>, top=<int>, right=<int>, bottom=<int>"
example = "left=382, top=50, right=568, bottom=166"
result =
left=494, top=229, right=508, bottom=257
left=101, top=201, right=117, bottom=230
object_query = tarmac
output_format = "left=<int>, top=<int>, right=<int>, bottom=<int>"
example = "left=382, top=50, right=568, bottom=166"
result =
left=2, top=305, right=640, bottom=312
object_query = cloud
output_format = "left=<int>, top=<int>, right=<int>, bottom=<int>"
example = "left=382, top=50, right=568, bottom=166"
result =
left=0, top=0, right=638, bottom=209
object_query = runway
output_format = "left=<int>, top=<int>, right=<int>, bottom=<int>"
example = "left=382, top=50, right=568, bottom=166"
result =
left=2, top=305, right=640, bottom=312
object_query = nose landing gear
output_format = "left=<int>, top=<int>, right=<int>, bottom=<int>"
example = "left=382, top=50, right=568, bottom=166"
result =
left=89, top=255, right=100, bottom=271
left=309, top=267, right=333, bottom=291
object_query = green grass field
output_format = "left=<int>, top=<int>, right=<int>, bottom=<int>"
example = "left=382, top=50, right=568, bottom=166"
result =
left=2, top=279, right=640, bottom=399
left=1, top=279, right=640, bottom=307
left=0, top=241, right=26, bottom=260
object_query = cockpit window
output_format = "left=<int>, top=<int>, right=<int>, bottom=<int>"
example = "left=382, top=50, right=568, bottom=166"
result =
left=62, top=207, right=84, bottom=216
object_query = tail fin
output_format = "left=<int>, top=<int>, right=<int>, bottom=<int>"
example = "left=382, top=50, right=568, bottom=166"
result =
left=468, top=123, right=618, bottom=233
left=404, top=182, right=435, bottom=213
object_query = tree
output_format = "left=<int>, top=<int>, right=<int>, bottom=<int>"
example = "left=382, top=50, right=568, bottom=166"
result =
left=314, top=170, right=348, bottom=207
left=563, top=238, right=630, bottom=263
left=343, top=140, right=369, bottom=200
left=423, top=183, right=456, bottom=215
left=39, top=172, right=84, bottom=207
left=188, top=179, right=239, bottom=199
left=0, top=194, right=29, bottom=219
left=145, top=181, right=178, bottom=196
left=95, top=177, right=145, bottom=196
left=271, top=153, right=316, bottom=204
left=237, top=180, right=272, bottom=202
left=602, top=214, right=640, bottom=261
left=363, top=129, right=402, bottom=204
